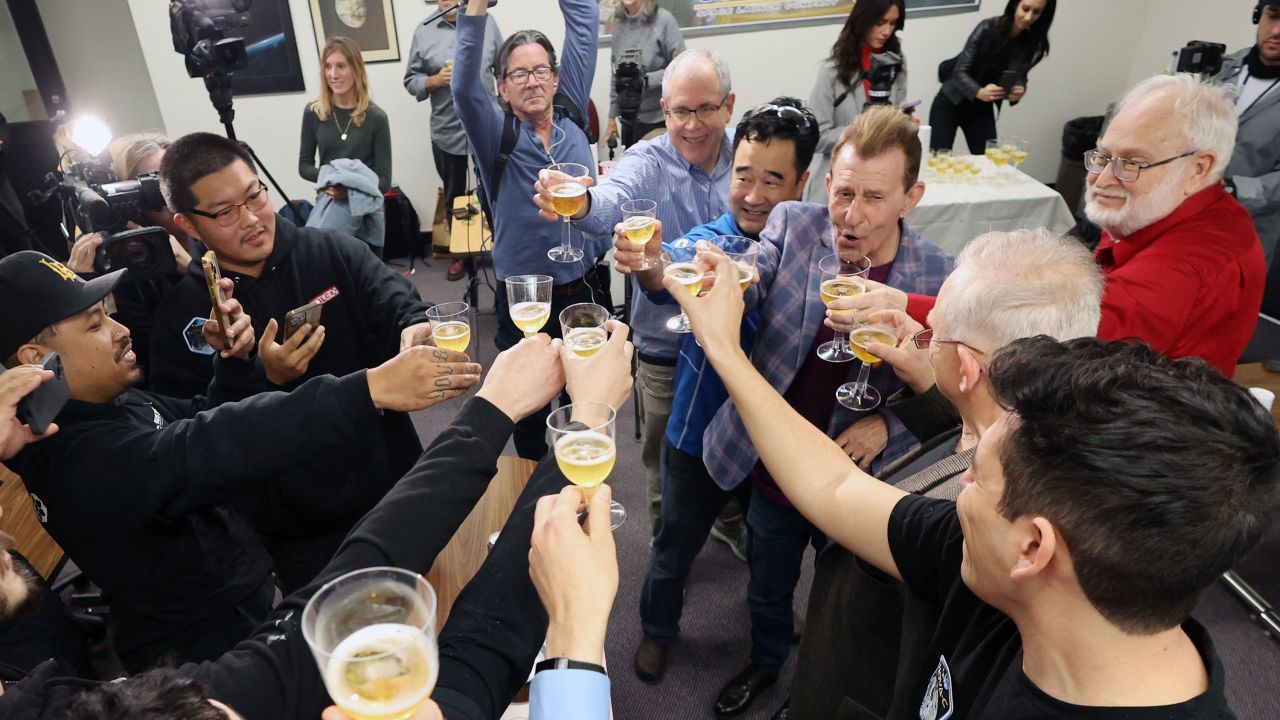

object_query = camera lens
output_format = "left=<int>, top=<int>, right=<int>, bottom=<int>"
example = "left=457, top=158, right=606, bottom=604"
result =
left=121, top=238, right=154, bottom=267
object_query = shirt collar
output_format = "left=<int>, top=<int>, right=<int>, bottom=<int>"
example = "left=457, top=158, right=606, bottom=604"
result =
left=1094, top=184, right=1225, bottom=268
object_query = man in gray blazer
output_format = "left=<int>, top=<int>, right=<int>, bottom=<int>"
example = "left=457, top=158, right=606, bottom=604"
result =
left=1216, top=0, right=1280, bottom=264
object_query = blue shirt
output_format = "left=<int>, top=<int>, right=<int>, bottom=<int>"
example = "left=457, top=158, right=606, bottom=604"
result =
left=452, top=0, right=607, bottom=284
left=530, top=668, right=611, bottom=719
left=641, top=212, right=759, bottom=456
left=574, top=132, right=733, bottom=358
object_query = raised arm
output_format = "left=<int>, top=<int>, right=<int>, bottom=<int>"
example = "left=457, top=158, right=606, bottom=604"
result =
left=453, top=0, right=504, bottom=189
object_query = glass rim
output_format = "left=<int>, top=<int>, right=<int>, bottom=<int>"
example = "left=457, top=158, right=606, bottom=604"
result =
left=546, top=400, right=616, bottom=433
left=559, top=302, right=611, bottom=326
left=818, top=251, right=872, bottom=276
left=302, top=566, right=437, bottom=657
left=620, top=198, right=657, bottom=214
left=546, top=162, right=589, bottom=176
left=427, top=301, right=470, bottom=320
left=505, top=274, right=553, bottom=286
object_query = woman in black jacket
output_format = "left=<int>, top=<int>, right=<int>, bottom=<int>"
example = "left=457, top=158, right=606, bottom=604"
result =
left=928, top=0, right=1054, bottom=154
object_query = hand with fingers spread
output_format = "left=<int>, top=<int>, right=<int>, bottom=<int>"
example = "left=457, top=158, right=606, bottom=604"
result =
left=258, top=316, right=326, bottom=385
left=476, top=334, right=566, bottom=422
left=835, top=414, right=889, bottom=470
left=322, top=701, right=444, bottom=720
left=0, top=365, right=61, bottom=461
left=863, top=308, right=936, bottom=394
left=366, top=345, right=482, bottom=412
left=662, top=249, right=746, bottom=359
left=533, top=168, right=595, bottom=222
left=561, top=319, right=634, bottom=410
left=530, top=484, right=619, bottom=664
left=203, top=278, right=257, bottom=360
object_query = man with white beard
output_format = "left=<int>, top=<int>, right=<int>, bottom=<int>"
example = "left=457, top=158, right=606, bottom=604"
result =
left=1084, top=73, right=1265, bottom=376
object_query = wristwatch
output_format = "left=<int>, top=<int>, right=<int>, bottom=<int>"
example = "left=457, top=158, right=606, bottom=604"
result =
left=534, top=657, right=608, bottom=676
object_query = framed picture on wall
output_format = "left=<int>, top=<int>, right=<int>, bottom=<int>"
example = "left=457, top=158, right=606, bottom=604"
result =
left=230, top=0, right=306, bottom=95
left=308, top=0, right=400, bottom=63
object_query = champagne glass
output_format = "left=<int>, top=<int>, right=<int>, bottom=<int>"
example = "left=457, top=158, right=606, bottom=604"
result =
left=303, top=567, right=439, bottom=720
left=505, top=275, right=552, bottom=338
left=836, top=308, right=896, bottom=412
left=560, top=303, right=611, bottom=357
left=985, top=139, right=1010, bottom=177
left=426, top=302, right=471, bottom=353
left=1010, top=139, right=1030, bottom=172
left=547, top=402, right=626, bottom=529
left=620, top=199, right=658, bottom=271
left=714, top=234, right=759, bottom=291
left=546, top=162, right=590, bottom=263
left=663, top=245, right=706, bottom=333
left=816, top=252, right=872, bottom=363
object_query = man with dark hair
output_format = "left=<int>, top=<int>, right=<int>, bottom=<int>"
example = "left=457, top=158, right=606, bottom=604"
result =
left=669, top=256, right=1280, bottom=719
left=149, top=131, right=444, bottom=592
left=0, top=250, right=477, bottom=672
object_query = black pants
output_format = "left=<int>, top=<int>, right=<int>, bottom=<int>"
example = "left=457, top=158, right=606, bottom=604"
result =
left=432, top=143, right=470, bottom=213
left=928, top=95, right=998, bottom=155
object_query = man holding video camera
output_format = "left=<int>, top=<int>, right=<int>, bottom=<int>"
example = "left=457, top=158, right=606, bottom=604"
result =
left=0, top=249, right=478, bottom=672
left=149, top=132, right=443, bottom=593
left=1215, top=0, right=1280, bottom=265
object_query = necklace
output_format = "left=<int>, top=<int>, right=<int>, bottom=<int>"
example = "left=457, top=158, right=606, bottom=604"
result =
left=334, top=109, right=355, bottom=141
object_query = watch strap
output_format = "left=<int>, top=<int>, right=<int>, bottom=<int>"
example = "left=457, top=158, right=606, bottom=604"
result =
left=534, top=657, right=607, bottom=675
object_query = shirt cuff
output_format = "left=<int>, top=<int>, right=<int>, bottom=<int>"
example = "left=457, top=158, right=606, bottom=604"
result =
left=530, top=669, right=611, bottom=719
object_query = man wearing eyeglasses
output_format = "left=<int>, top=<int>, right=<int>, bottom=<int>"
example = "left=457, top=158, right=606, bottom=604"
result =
left=148, top=132, right=454, bottom=594
left=1081, top=73, right=1265, bottom=376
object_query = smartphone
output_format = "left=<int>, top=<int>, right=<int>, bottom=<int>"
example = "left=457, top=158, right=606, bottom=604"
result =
left=999, top=70, right=1020, bottom=94
left=900, top=99, right=922, bottom=113
left=201, top=251, right=230, bottom=345
left=15, top=352, right=69, bottom=436
left=283, top=300, right=324, bottom=341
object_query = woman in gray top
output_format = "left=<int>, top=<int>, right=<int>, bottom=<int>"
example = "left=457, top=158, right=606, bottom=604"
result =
left=804, top=0, right=907, bottom=203
left=299, top=36, right=393, bottom=195
left=605, top=0, right=686, bottom=147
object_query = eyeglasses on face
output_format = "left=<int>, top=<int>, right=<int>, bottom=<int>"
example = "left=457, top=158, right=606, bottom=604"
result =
left=1082, top=148, right=1197, bottom=183
left=184, top=182, right=270, bottom=227
left=665, top=94, right=730, bottom=124
left=504, top=65, right=554, bottom=85
left=745, top=103, right=815, bottom=131
left=912, top=328, right=964, bottom=349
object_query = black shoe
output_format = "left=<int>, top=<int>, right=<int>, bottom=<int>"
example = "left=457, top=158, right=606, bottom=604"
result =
left=771, top=699, right=790, bottom=720
left=714, top=664, right=778, bottom=717
left=633, top=636, right=668, bottom=684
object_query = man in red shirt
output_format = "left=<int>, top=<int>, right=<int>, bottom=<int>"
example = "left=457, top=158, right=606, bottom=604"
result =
left=869, top=73, right=1263, bottom=377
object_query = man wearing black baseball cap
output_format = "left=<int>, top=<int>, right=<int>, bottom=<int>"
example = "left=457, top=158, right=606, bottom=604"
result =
left=0, top=250, right=481, bottom=671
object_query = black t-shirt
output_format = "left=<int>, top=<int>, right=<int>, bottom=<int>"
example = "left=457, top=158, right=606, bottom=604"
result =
left=887, top=494, right=1236, bottom=720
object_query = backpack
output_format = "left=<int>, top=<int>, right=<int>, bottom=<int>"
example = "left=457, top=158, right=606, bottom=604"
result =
left=484, top=91, right=592, bottom=206
left=382, top=185, right=424, bottom=260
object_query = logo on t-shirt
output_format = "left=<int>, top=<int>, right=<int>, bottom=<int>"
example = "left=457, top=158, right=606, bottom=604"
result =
left=310, top=286, right=341, bottom=305
left=920, top=655, right=954, bottom=720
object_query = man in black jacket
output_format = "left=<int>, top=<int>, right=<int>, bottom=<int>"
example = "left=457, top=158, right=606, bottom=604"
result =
left=0, top=250, right=479, bottom=673
left=150, top=132, right=441, bottom=591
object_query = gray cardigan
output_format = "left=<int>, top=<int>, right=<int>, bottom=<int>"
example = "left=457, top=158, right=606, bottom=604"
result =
left=1216, top=47, right=1280, bottom=265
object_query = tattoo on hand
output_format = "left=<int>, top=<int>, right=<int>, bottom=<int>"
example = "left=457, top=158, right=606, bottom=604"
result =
left=434, top=377, right=451, bottom=388
left=432, top=349, right=448, bottom=361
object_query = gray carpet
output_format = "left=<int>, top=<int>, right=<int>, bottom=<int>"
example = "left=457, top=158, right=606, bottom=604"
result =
left=397, top=254, right=1280, bottom=720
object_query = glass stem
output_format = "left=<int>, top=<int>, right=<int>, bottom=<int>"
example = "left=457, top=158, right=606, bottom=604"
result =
left=562, top=218, right=571, bottom=250
left=854, top=361, right=872, bottom=399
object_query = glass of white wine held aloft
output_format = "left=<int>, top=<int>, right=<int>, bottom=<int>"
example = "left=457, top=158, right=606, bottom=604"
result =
left=302, top=567, right=439, bottom=720
left=620, top=198, right=658, bottom=270
left=817, top=251, right=872, bottom=363
left=546, top=162, right=591, bottom=263
left=836, top=295, right=896, bottom=411
left=426, top=301, right=471, bottom=353
left=505, top=275, right=553, bottom=338
left=547, top=401, right=626, bottom=529
left=662, top=245, right=706, bottom=333
left=560, top=303, right=611, bottom=357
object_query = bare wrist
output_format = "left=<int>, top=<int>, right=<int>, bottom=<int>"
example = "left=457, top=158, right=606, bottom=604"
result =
left=545, top=621, right=606, bottom=665
left=475, top=386, right=522, bottom=422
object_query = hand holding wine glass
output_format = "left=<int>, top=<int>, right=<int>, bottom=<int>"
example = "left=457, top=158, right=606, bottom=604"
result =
left=662, top=249, right=748, bottom=360
left=541, top=163, right=591, bottom=262
left=561, top=319, right=634, bottom=415
left=505, top=275, right=552, bottom=338
left=476, top=334, right=566, bottom=423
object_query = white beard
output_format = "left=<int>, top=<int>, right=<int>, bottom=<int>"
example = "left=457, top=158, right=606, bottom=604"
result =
left=1084, top=168, right=1188, bottom=239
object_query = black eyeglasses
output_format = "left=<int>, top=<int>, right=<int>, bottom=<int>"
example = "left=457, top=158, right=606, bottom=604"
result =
left=1083, top=149, right=1198, bottom=183
left=504, top=65, right=554, bottom=85
left=665, top=95, right=731, bottom=124
left=184, top=182, right=270, bottom=227
left=745, top=103, right=815, bottom=131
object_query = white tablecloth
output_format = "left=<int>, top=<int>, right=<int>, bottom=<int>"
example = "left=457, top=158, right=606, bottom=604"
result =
left=910, top=156, right=1077, bottom=256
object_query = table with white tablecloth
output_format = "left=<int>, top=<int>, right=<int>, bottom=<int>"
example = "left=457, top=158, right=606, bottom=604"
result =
left=910, top=157, right=1077, bottom=256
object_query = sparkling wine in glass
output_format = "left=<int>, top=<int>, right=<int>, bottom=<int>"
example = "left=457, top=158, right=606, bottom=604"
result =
left=426, top=302, right=471, bottom=353
left=714, top=234, right=759, bottom=291
left=620, top=199, right=658, bottom=271
left=560, top=303, right=611, bottom=357
left=546, top=162, right=590, bottom=263
left=548, top=402, right=626, bottom=529
left=836, top=319, right=896, bottom=411
left=505, top=275, right=552, bottom=338
left=303, top=567, right=439, bottom=720
left=817, top=252, right=872, bottom=363
left=663, top=245, right=706, bottom=334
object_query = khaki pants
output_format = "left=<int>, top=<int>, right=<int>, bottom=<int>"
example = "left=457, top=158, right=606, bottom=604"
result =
left=635, top=358, right=675, bottom=538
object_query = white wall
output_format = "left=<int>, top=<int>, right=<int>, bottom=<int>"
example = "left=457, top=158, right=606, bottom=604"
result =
left=102, top=0, right=1262, bottom=228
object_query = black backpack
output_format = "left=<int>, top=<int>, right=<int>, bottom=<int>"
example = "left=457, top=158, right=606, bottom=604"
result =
left=484, top=91, right=591, bottom=206
left=382, top=185, right=424, bottom=260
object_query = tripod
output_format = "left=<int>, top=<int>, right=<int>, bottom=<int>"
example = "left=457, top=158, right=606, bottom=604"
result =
left=201, top=69, right=297, bottom=220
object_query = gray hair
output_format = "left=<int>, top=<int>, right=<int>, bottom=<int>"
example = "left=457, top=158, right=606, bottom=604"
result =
left=618, top=0, right=658, bottom=23
left=1114, top=73, right=1237, bottom=182
left=661, top=48, right=732, bottom=103
left=933, top=228, right=1103, bottom=353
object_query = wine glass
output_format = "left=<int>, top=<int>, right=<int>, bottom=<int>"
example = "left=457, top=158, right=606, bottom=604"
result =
left=715, top=234, right=759, bottom=291
left=1010, top=139, right=1030, bottom=173
left=985, top=139, right=1010, bottom=178
left=620, top=199, right=658, bottom=271
left=560, top=303, right=611, bottom=357
left=546, top=162, right=590, bottom=263
left=816, top=252, right=872, bottom=363
left=836, top=297, right=896, bottom=411
left=302, top=567, right=439, bottom=720
left=426, top=302, right=471, bottom=353
left=663, top=245, right=706, bottom=333
left=505, top=275, right=552, bottom=338
left=547, top=402, right=626, bottom=529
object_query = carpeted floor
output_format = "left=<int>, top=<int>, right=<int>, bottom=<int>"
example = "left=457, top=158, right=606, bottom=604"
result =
left=398, top=253, right=1280, bottom=720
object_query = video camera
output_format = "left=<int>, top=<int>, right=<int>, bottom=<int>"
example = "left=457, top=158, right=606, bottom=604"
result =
left=169, top=0, right=251, bottom=78
left=866, top=52, right=904, bottom=106
left=1174, top=40, right=1227, bottom=76
left=614, top=48, right=646, bottom=147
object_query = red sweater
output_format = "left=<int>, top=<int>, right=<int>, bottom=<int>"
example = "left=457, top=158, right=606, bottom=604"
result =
left=905, top=186, right=1265, bottom=376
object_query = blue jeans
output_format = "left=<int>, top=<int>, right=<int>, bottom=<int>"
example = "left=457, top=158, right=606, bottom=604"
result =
left=639, top=438, right=751, bottom=642
left=747, top=489, right=827, bottom=670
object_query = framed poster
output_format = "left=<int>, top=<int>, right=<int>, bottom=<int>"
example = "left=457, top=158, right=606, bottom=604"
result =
left=308, top=0, right=401, bottom=63
left=229, top=0, right=306, bottom=95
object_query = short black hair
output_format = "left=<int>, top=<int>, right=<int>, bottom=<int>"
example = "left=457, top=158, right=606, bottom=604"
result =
left=987, top=336, right=1280, bottom=633
left=732, top=96, right=820, bottom=178
left=159, top=132, right=256, bottom=215
left=59, top=668, right=226, bottom=720
left=494, top=30, right=558, bottom=82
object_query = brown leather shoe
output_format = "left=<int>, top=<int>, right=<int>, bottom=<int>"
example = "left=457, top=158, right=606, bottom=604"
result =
left=633, top=636, right=669, bottom=684
left=446, top=258, right=466, bottom=281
